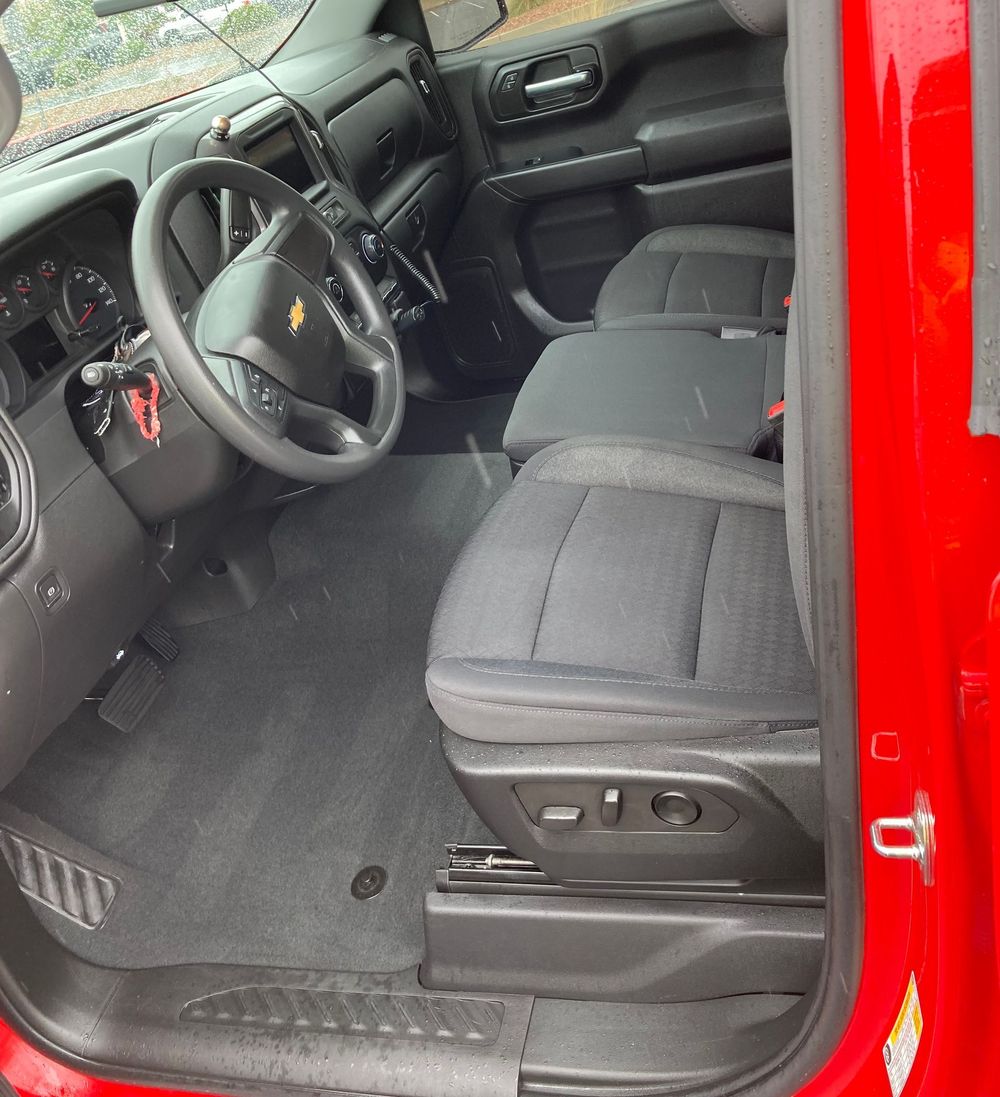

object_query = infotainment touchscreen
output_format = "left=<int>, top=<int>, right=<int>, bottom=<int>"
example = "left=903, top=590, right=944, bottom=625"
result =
left=244, top=123, right=318, bottom=193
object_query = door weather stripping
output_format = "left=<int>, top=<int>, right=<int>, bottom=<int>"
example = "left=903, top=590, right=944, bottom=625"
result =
left=870, top=788, right=936, bottom=886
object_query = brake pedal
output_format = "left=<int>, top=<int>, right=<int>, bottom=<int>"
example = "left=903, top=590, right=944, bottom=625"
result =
left=139, top=617, right=179, bottom=662
left=98, top=654, right=165, bottom=733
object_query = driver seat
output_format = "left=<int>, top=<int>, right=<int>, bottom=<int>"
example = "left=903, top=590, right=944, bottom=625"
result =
left=425, top=301, right=820, bottom=887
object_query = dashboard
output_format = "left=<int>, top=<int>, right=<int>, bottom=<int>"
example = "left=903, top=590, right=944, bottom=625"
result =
left=0, top=33, right=461, bottom=417
left=0, top=30, right=463, bottom=790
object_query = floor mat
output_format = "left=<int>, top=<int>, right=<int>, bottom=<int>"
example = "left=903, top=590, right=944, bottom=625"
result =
left=393, top=393, right=517, bottom=455
left=2, top=452, right=509, bottom=971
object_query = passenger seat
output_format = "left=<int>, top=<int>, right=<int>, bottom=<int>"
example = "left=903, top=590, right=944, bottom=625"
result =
left=427, top=301, right=819, bottom=888
left=591, top=1, right=792, bottom=333
left=503, top=0, right=792, bottom=467
left=503, top=328, right=785, bottom=466
left=594, top=225, right=793, bottom=335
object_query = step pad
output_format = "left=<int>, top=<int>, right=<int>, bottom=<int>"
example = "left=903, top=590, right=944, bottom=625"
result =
left=0, top=828, right=119, bottom=929
left=98, top=654, right=165, bottom=732
left=180, top=986, right=505, bottom=1046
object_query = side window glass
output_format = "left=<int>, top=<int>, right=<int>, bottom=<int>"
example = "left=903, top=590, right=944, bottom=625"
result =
left=420, top=0, right=506, bottom=53
left=421, top=0, right=666, bottom=54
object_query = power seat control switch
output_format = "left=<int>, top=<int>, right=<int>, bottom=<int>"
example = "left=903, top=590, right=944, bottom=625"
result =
left=537, top=805, right=583, bottom=831
left=601, top=787, right=622, bottom=826
left=652, top=791, right=702, bottom=827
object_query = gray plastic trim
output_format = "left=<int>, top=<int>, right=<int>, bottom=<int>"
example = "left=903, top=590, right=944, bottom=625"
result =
left=0, top=828, right=119, bottom=930
left=521, top=995, right=808, bottom=1093
left=181, top=985, right=508, bottom=1046
left=441, top=726, right=824, bottom=887
left=423, top=892, right=824, bottom=1003
left=969, top=0, right=1000, bottom=435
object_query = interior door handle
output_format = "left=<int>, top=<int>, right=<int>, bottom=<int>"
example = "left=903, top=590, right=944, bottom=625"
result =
left=524, top=71, right=594, bottom=99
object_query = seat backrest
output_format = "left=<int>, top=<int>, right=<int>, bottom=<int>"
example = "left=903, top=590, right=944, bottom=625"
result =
left=719, top=0, right=813, bottom=662
left=782, top=286, right=814, bottom=662
left=780, top=15, right=815, bottom=663
left=716, top=0, right=787, bottom=36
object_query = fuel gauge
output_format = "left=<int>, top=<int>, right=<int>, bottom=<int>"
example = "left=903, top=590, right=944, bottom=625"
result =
left=38, top=258, right=59, bottom=283
left=13, top=271, right=47, bottom=311
left=0, top=287, right=23, bottom=329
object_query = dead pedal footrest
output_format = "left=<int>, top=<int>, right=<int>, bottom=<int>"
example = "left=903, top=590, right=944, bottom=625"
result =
left=98, top=654, right=165, bottom=732
left=139, top=617, right=180, bottom=662
left=0, top=828, right=119, bottom=928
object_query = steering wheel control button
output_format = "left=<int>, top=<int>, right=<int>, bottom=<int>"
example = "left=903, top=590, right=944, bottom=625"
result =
left=36, top=570, right=66, bottom=613
left=652, top=791, right=702, bottom=827
left=600, top=787, right=623, bottom=827
left=242, top=365, right=286, bottom=421
left=537, top=805, right=583, bottom=831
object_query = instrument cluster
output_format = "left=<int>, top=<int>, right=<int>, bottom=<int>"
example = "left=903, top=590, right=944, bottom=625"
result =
left=0, top=223, right=134, bottom=414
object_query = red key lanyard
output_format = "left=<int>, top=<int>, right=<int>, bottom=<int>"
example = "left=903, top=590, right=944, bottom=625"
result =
left=128, top=372, right=161, bottom=442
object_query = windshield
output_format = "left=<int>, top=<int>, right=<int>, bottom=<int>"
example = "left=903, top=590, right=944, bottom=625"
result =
left=0, top=0, right=313, bottom=165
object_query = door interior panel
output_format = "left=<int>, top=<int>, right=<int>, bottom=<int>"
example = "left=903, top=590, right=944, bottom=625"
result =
left=433, top=0, right=791, bottom=379
left=517, top=189, right=638, bottom=323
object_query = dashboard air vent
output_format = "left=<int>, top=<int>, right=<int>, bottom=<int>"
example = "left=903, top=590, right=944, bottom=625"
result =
left=409, top=52, right=457, bottom=139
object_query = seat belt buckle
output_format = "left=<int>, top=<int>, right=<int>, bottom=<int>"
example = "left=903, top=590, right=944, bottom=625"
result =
left=767, top=399, right=785, bottom=425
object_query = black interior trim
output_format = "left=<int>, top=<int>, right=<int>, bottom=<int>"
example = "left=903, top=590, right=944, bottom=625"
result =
left=488, top=145, right=647, bottom=202
left=0, top=405, right=36, bottom=578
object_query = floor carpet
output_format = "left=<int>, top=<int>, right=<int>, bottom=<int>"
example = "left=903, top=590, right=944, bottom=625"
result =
left=393, top=392, right=518, bottom=456
left=2, top=441, right=511, bottom=971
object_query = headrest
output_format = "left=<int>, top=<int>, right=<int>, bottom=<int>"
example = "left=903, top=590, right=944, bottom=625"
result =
left=717, top=0, right=787, bottom=36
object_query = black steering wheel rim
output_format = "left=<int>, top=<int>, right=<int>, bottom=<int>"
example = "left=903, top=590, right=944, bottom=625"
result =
left=131, top=157, right=405, bottom=484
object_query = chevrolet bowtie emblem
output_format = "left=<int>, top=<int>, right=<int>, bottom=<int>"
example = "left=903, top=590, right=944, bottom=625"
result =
left=288, top=295, right=306, bottom=336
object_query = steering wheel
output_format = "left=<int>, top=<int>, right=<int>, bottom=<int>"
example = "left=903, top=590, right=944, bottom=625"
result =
left=131, top=158, right=405, bottom=484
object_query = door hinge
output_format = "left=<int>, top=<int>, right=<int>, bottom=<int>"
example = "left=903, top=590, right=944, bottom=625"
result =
left=870, top=788, right=936, bottom=887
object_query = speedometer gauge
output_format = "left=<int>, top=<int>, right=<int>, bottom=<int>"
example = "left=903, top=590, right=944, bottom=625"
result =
left=64, top=266, right=121, bottom=339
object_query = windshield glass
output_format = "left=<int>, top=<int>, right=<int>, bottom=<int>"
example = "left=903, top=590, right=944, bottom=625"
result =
left=0, top=0, right=312, bottom=165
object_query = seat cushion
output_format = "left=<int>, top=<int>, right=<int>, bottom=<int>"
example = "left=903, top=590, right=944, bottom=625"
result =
left=594, top=225, right=794, bottom=333
left=427, top=437, right=816, bottom=745
left=503, top=329, right=785, bottom=465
